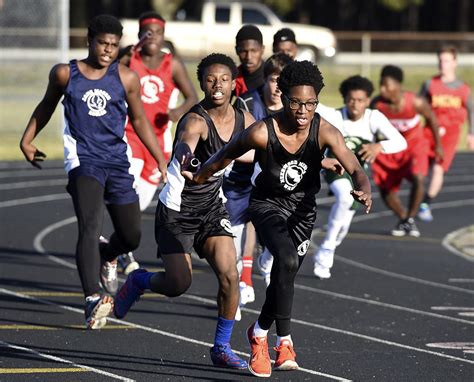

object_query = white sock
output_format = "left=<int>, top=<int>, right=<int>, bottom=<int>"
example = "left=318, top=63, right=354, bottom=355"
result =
left=253, top=320, right=269, bottom=338
left=276, top=335, right=293, bottom=346
left=85, top=295, right=100, bottom=303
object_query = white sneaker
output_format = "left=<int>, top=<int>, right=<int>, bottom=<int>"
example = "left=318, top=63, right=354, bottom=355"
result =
left=417, top=203, right=433, bottom=222
left=313, top=262, right=331, bottom=279
left=239, top=281, right=255, bottom=305
left=257, top=250, right=273, bottom=287
left=313, top=246, right=334, bottom=280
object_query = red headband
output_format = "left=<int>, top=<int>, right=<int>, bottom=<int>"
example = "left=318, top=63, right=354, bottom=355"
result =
left=140, top=18, right=165, bottom=29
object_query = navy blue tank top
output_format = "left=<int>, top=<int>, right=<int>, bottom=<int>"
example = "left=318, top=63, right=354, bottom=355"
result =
left=62, top=60, right=129, bottom=171
left=251, top=113, right=324, bottom=211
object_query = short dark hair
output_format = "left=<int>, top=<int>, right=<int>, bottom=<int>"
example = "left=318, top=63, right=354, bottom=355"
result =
left=277, top=60, right=325, bottom=96
left=438, top=44, right=457, bottom=59
left=263, top=52, right=293, bottom=78
left=139, top=11, right=165, bottom=31
left=197, top=53, right=238, bottom=82
left=87, top=14, right=123, bottom=39
left=339, top=75, right=374, bottom=98
left=380, top=65, right=404, bottom=83
left=236, top=25, right=263, bottom=45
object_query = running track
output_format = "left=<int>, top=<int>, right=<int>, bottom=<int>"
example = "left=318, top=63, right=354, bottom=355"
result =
left=0, top=154, right=473, bottom=381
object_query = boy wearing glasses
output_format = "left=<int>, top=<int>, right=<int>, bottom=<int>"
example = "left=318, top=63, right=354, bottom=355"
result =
left=193, top=61, right=371, bottom=377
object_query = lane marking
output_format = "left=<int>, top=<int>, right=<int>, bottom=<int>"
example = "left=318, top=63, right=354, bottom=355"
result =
left=335, top=256, right=474, bottom=295
left=0, top=168, right=65, bottom=178
left=449, top=278, right=474, bottom=283
left=17, top=291, right=164, bottom=298
left=0, top=368, right=87, bottom=374
left=0, top=194, right=70, bottom=208
left=293, top=284, right=474, bottom=326
left=0, top=288, right=351, bottom=381
left=442, top=227, right=474, bottom=263
left=352, top=198, right=474, bottom=223
left=0, top=179, right=67, bottom=190
left=0, top=324, right=135, bottom=330
left=431, top=307, right=474, bottom=311
left=0, top=340, right=134, bottom=381
left=185, top=294, right=474, bottom=365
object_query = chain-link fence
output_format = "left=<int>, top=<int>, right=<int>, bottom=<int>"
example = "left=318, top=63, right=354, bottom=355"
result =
left=0, top=0, right=69, bottom=160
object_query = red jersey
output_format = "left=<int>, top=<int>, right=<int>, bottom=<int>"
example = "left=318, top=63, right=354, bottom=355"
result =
left=424, top=75, right=470, bottom=131
left=235, top=69, right=248, bottom=97
left=373, top=91, right=422, bottom=145
left=125, top=51, right=178, bottom=156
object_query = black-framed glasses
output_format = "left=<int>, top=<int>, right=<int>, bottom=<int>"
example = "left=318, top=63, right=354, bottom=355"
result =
left=283, top=95, right=319, bottom=111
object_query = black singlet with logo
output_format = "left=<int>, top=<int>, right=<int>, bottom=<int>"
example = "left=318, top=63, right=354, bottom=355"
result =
left=161, top=104, right=245, bottom=210
left=250, top=113, right=324, bottom=213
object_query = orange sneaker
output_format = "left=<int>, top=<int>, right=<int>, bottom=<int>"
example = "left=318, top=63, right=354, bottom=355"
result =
left=247, top=323, right=272, bottom=377
left=274, top=339, right=299, bottom=371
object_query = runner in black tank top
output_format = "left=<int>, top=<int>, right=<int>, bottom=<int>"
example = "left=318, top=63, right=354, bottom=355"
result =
left=114, top=54, right=256, bottom=370
left=194, top=61, right=372, bottom=377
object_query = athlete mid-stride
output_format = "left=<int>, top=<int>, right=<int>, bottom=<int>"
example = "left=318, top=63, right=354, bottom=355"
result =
left=193, top=60, right=371, bottom=378
left=19, top=15, right=167, bottom=329
left=113, top=54, right=256, bottom=369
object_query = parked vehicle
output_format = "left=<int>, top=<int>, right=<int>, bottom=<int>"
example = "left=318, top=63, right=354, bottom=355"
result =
left=121, top=1, right=337, bottom=62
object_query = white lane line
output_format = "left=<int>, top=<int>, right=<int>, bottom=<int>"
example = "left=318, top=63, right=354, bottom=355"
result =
left=0, top=288, right=350, bottom=382
left=352, top=198, right=474, bottom=222
left=335, top=256, right=474, bottom=295
left=0, top=339, right=133, bottom=381
left=0, top=169, right=65, bottom=178
left=459, top=312, right=474, bottom=317
left=442, top=227, right=474, bottom=263
left=0, top=194, right=70, bottom=208
left=449, top=279, right=474, bottom=283
left=293, top=284, right=474, bottom=326
left=186, top=294, right=474, bottom=366
left=0, top=179, right=67, bottom=190
left=431, top=307, right=474, bottom=311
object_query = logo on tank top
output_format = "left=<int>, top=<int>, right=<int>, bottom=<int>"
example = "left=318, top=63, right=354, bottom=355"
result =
left=82, top=89, right=111, bottom=117
left=141, top=75, right=165, bottom=104
left=220, top=219, right=233, bottom=234
left=297, top=240, right=310, bottom=256
left=280, top=160, right=308, bottom=191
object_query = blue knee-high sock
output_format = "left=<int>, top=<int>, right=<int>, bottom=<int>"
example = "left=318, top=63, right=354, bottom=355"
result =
left=214, top=316, right=235, bottom=346
left=133, top=271, right=153, bottom=290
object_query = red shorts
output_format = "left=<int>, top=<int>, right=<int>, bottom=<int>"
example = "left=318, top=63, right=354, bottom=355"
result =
left=372, top=133, right=428, bottom=193
left=126, top=131, right=170, bottom=186
left=423, top=126, right=460, bottom=172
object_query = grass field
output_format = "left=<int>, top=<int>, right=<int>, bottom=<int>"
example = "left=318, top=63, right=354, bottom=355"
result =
left=1, top=60, right=472, bottom=161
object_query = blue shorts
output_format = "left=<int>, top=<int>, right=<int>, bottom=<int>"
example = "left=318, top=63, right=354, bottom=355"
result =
left=223, top=184, right=252, bottom=226
left=67, top=164, right=138, bottom=205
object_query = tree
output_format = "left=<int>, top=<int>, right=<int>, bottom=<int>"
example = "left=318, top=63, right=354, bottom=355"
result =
left=378, top=0, right=424, bottom=30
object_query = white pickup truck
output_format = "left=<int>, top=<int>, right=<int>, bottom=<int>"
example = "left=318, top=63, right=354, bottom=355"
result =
left=121, top=1, right=337, bottom=62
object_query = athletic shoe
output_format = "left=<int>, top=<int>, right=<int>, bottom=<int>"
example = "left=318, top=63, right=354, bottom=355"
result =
left=117, top=252, right=140, bottom=275
left=99, top=236, right=118, bottom=294
left=113, top=269, right=146, bottom=319
left=247, top=322, right=272, bottom=377
left=313, top=247, right=334, bottom=279
left=274, top=339, right=298, bottom=371
left=417, top=203, right=433, bottom=222
left=406, top=217, right=421, bottom=237
left=313, top=262, right=331, bottom=279
left=240, top=281, right=255, bottom=305
left=85, top=295, right=113, bottom=330
left=209, top=343, right=247, bottom=369
left=257, top=251, right=273, bottom=287
left=391, top=220, right=408, bottom=237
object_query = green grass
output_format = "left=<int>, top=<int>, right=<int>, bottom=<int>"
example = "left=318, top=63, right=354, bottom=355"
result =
left=1, top=61, right=472, bottom=161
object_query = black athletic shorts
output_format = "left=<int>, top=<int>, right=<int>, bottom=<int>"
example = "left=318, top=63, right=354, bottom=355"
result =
left=155, top=201, right=234, bottom=258
left=248, top=196, right=317, bottom=257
